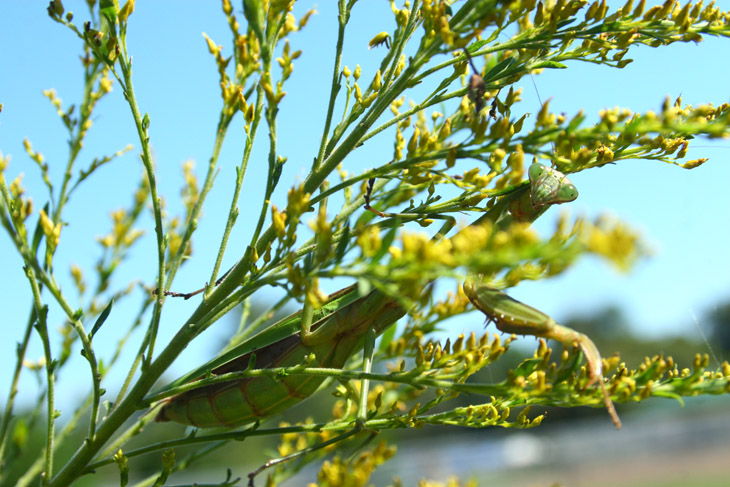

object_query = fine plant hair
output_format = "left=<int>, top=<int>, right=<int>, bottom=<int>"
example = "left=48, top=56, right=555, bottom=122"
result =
left=1, top=1, right=730, bottom=487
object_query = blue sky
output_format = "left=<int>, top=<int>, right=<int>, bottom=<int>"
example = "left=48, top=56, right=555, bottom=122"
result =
left=1, top=1, right=729, bottom=410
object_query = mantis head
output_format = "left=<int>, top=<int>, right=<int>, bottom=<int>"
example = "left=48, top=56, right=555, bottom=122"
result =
left=528, top=162, right=578, bottom=207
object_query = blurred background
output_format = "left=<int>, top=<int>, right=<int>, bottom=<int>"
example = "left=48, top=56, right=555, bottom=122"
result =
left=1, top=1, right=729, bottom=486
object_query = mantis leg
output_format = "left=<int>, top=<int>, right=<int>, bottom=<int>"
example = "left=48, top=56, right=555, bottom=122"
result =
left=462, top=278, right=621, bottom=429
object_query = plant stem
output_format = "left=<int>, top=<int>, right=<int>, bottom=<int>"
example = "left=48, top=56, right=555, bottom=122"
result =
left=24, top=268, right=55, bottom=487
left=117, top=47, right=167, bottom=369
left=207, top=84, right=266, bottom=297
left=313, top=0, right=348, bottom=171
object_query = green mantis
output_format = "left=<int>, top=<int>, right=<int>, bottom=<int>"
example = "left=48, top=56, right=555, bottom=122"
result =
left=152, top=163, right=620, bottom=429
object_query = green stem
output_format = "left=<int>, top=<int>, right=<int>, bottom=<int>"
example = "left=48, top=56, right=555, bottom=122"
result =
left=129, top=442, right=230, bottom=487
left=142, top=366, right=503, bottom=406
left=51, top=62, right=105, bottom=224
left=30, top=267, right=100, bottom=442
left=49, top=277, right=269, bottom=486
left=108, top=297, right=154, bottom=412
left=85, top=423, right=355, bottom=472
left=206, top=82, right=266, bottom=299
left=117, top=48, right=167, bottom=369
left=358, top=329, right=376, bottom=423
left=49, top=308, right=215, bottom=486
left=24, top=268, right=55, bottom=487
left=313, top=0, right=348, bottom=171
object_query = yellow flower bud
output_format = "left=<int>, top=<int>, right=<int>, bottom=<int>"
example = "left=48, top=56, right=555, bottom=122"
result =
left=373, top=70, right=382, bottom=91
left=438, top=117, right=451, bottom=139
left=407, top=127, right=420, bottom=156
left=353, top=83, right=362, bottom=103
left=394, top=54, right=406, bottom=77
left=202, top=33, right=220, bottom=56
left=119, top=0, right=135, bottom=22
left=272, top=205, right=287, bottom=239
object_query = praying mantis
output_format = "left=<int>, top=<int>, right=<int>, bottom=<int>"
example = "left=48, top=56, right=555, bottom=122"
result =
left=151, top=162, right=621, bottom=430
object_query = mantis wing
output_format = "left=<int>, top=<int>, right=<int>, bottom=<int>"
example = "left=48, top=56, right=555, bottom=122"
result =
left=149, top=284, right=363, bottom=400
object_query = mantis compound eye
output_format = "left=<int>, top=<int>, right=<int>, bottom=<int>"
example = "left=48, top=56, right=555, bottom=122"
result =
left=528, top=162, right=545, bottom=181
left=556, top=182, right=579, bottom=203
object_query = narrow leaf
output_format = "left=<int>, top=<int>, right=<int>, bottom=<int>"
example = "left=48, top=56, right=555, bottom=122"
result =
left=531, top=61, right=568, bottom=70
left=334, top=223, right=350, bottom=263
left=90, top=299, right=114, bottom=340
left=483, top=57, right=517, bottom=82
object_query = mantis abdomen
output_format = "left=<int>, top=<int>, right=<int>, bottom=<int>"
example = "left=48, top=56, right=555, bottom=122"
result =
left=156, top=291, right=405, bottom=428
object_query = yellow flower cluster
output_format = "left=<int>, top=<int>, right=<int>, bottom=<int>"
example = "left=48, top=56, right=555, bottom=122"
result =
left=181, top=160, right=199, bottom=216
left=16, top=138, right=51, bottom=221
left=390, top=0, right=410, bottom=29
left=356, top=225, right=382, bottom=258
left=581, top=215, right=643, bottom=272
left=310, top=442, right=396, bottom=487
left=39, top=209, right=62, bottom=266
left=421, top=0, right=460, bottom=48
left=70, top=264, right=86, bottom=295
left=97, top=208, right=145, bottom=250
left=276, top=40, right=302, bottom=81
left=431, top=285, right=471, bottom=319
left=276, top=419, right=318, bottom=458
left=22, top=138, right=44, bottom=166
left=415, top=331, right=512, bottom=379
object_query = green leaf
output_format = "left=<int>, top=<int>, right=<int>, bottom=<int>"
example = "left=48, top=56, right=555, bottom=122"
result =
left=652, top=390, right=685, bottom=405
left=554, top=348, right=583, bottom=383
left=531, top=61, right=568, bottom=70
left=334, top=223, right=350, bottom=263
left=99, top=0, right=119, bottom=36
left=377, top=321, right=397, bottom=353
left=242, top=0, right=265, bottom=44
left=12, top=418, right=28, bottom=448
left=484, top=57, right=517, bottom=82
left=512, top=357, right=543, bottom=377
left=90, top=299, right=114, bottom=340
left=466, top=39, right=488, bottom=53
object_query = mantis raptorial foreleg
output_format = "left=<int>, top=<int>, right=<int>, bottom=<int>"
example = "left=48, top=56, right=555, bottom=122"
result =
left=462, top=279, right=621, bottom=429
